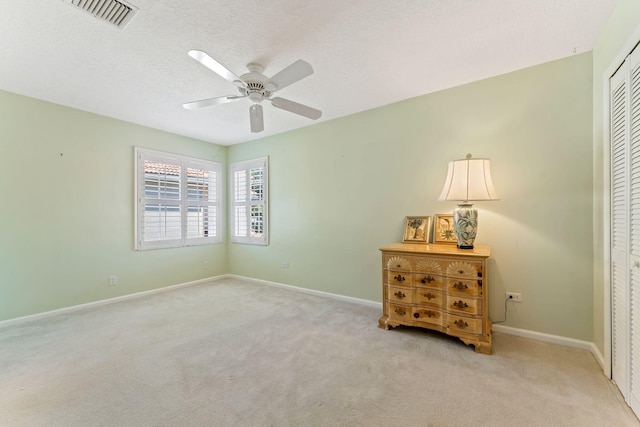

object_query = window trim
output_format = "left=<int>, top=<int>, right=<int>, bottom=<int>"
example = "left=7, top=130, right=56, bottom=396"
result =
left=230, top=156, right=269, bottom=246
left=134, top=147, right=223, bottom=250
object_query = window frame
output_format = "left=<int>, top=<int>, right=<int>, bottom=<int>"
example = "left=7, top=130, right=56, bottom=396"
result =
left=230, top=157, right=269, bottom=246
left=135, top=147, right=223, bottom=250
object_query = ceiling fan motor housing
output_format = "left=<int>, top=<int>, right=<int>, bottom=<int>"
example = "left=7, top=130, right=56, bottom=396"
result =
left=242, top=82, right=271, bottom=103
left=240, top=65, right=272, bottom=103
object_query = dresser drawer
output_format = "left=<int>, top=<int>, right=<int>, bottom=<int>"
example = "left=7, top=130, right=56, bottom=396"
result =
left=446, top=314, right=483, bottom=336
left=389, top=303, right=412, bottom=322
left=387, top=271, right=411, bottom=286
left=413, top=273, right=444, bottom=289
left=385, top=255, right=412, bottom=271
left=446, top=278, right=482, bottom=297
left=388, top=286, right=413, bottom=304
left=413, top=307, right=443, bottom=326
left=446, top=260, right=483, bottom=279
left=446, top=295, right=481, bottom=316
left=415, top=288, right=443, bottom=306
left=413, top=257, right=446, bottom=275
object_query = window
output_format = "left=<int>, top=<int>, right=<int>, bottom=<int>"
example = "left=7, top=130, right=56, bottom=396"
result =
left=230, top=157, right=268, bottom=245
left=135, top=148, right=222, bottom=250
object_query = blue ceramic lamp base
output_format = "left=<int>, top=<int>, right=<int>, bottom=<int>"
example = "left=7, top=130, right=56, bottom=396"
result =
left=453, top=203, right=478, bottom=249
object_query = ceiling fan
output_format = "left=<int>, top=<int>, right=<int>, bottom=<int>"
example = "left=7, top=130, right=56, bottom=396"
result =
left=183, top=50, right=322, bottom=133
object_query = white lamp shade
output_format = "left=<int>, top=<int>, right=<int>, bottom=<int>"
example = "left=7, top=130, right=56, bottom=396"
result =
left=439, top=157, right=498, bottom=202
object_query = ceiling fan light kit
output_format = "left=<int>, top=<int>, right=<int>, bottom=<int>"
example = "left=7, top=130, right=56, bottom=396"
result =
left=249, top=104, right=264, bottom=133
left=183, top=50, right=322, bottom=133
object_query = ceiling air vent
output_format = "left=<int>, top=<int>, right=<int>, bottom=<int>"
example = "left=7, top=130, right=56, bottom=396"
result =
left=64, top=0, right=138, bottom=29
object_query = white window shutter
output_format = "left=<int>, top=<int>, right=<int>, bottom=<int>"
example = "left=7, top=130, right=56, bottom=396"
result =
left=135, top=148, right=222, bottom=250
left=230, top=157, right=268, bottom=245
left=185, top=159, right=221, bottom=245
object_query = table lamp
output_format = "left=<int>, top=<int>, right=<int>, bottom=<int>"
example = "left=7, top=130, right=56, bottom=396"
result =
left=439, top=154, right=498, bottom=249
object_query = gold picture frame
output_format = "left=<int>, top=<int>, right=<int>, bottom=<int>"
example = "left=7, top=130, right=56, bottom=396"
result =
left=434, top=214, right=456, bottom=244
left=403, top=216, right=433, bottom=243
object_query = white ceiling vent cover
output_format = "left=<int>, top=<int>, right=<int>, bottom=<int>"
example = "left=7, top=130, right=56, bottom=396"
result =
left=64, top=0, right=138, bottom=29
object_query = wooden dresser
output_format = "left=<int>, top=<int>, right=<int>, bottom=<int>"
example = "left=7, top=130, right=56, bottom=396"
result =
left=379, top=243, right=492, bottom=354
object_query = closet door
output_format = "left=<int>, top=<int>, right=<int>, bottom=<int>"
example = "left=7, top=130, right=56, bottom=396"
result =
left=611, top=58, right=629, bottom=403
left=628, top=47, right=640, bottom=415
left=611, top=45, right=640, bottom=416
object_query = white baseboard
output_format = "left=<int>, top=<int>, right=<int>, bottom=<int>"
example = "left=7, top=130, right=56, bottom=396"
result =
left=493, top=324, right=606, bottom=371
left=0, top=275, right=226, bottom=329
left=229, top=274, right=607, bottom=371
left=225, top=274, right=383, bottom=309
left=0, top=273, right=607, bottom=374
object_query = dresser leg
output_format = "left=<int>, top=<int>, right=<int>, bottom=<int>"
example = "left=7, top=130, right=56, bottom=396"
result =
left=472, top=340, right=492, bottom=355
left=459, top=337, right=492, bottom=354
left=378, top=316, right=392, bottom=330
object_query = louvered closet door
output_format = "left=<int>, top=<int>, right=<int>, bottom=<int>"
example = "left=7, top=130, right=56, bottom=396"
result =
left=627, top=46, right=640, bottom=416
left=611, top=59, right=629, bottom=403
left=611, top=45, right=640, bottom=417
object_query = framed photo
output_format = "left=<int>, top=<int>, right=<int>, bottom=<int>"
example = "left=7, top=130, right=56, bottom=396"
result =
left=403, top=216, right=432, bottom=243
left=434, top=214, right=456, bottom=244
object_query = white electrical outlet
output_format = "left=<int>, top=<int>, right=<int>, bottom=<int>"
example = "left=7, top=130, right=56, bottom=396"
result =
left=281, top=262, right=289, bottom=268
left=506, top=292, right=522, bottom=302
left=108, top=275, right=118, bottom=286
left=203, top=261, right=209, bottom=270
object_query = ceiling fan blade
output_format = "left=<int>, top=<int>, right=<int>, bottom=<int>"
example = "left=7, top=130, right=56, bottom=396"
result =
left=270, top=97, right=322, bottom=120
left=183, top=95, right=245, bottom=110
left=249, top=104, right=264, bottom=133
left=265, top=60, right=313, bottom=91
left=188, top=50, right=246, bottom=88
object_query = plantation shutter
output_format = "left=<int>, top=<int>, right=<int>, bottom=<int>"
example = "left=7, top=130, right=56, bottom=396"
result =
left=186, top=160, right=219, bottom=243
left=136, top=148, right=222, bottom=250
left=230, top=157, right=268, bottom=245
left=233, top=168, right=248, bottom=238
left=139, top=151, right=183, bottom=248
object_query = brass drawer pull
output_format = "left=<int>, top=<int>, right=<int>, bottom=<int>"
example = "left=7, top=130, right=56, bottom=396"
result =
left=394, top=291, right=406, bottom=299
left=452, top=300, right=468, bottom=309
left=393, top=274, right=406, bottom=283
left=452, top=282, right=468, bottom=291
left=394, top=308, right=406, bottom=316
left=421, top=275, right=435, bottom=284
left=413, top=310, right=436, bottom=319
left=453, top=319, right=469, bottom=329
left=423, top=292, right=436, bottom=300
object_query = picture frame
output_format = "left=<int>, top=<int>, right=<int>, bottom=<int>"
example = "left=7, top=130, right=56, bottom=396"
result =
left=402, top=216, right=433, bottom=243
left=434, top=214, right=456, bottom=244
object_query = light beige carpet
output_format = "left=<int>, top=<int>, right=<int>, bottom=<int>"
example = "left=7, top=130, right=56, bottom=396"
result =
left=0, top=278, right=637, bottom=426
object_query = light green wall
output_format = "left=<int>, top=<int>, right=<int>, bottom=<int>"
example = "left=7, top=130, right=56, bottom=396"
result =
left=0, top=44, right=597, bottom=344
left=0, top=90, right=227, bottom=321
left=229, top=52, right=594, bottom=341
left=592, top=0, right=640, bottom=355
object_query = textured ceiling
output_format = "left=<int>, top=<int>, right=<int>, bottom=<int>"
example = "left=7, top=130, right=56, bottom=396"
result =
left=0, top=0, right=618, bottom=145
